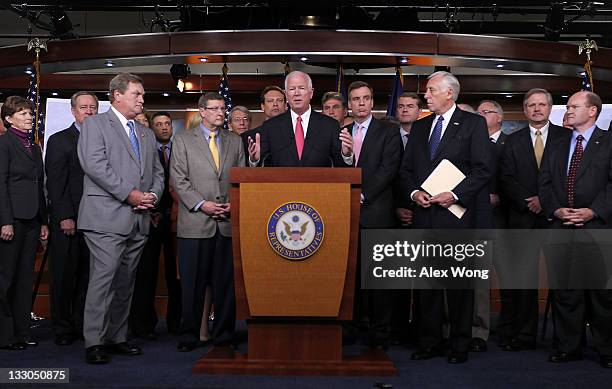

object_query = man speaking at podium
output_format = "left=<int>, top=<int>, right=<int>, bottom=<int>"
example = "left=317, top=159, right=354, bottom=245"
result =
left=247, top=71, right=353, bottom=167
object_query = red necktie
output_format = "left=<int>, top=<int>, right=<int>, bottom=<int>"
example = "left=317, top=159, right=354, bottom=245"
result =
left=295, top=116, right=305, bottom=160
left=566, top=134, right=584, bottom=207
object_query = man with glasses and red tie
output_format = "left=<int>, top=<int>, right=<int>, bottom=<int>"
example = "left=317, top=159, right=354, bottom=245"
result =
left=170, top=92, right=245, bottom=352
left=248, top=71, right=353, bottom=167
left=539, top=91, right=612, bottom=369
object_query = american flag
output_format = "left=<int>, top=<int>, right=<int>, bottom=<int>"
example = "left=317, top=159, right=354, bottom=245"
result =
left=218, top=63, right=232, bottom=130
left=386, top=66, right=404, bottom=117
left=26, top=61, right=45, bottom=146
left=581, top=69, right=592, bottom=92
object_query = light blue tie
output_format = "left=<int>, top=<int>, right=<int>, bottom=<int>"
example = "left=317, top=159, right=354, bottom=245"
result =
left=429, top=116, right=444, bottom=160
left=127, top=120, right=140, bottom=161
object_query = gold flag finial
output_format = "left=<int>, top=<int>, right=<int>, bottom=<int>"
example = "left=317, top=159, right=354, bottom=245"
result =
left=578, top=38, right=598, bottom=62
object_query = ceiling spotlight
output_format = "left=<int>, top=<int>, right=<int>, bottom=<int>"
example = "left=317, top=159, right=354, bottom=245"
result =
left=105, top=60, right=114, bottom=67
left=199, top=57, right=208, bottom=63
left=162, top=92, right=170, bottom=97
left=496, top=64, right=504, bottom=68
left=184, top=82, right=194, bottom=90
left=400, top=57, right=408, bottom=64
left=561, top=94, right=569, bottom=98
left=505, top=94, right=513, bottom=98
left=51, top=92, right=59, bottom=96
left=300, top=56, right=309, bottom=62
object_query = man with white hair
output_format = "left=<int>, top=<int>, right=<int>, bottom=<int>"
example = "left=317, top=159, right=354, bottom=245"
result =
left=248, top=71, right=353, bottom=167
left=399, top=71, right=491, bottom=364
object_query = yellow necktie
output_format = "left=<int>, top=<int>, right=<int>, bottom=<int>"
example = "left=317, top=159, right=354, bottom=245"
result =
left=209, top=131, right=220, bottom=170
left=534, top=129, right=544, bottom=168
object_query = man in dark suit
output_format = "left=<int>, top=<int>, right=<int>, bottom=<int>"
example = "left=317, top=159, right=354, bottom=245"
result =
left=248, top=71, right=353, bottom=167
left=539, top=91, right=612, bottom=369
left=399, top=71, right=491, bottom=364
left=389, top=92, right=422, bottom=346
left=345, top=81, right=402, bottom=350
left=129, top=111, right=181, bottom=338
left=241, top=85, right=286, bottom=158
left=497, top=89, right=569, bottom=352
left=466, top=100, right=508, bottom=353
left=78, top=73, right=165, bottom=364
left=45, top=91, right=98, bottom=346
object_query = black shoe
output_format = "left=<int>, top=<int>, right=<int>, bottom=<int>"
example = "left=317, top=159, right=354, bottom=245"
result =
left=469, top=338, right=487, bottom=352
left=55, top=335, right=74, bottom=346
left=504, top=338, right=536, bottom=352
left=134, top=332, right=157, bottom=341
left=368, top=340, right=389, bottom=352
left=600, top=356, right=612, bottom=368
left=105, top=342, right=141, bottom=356
left=86, top=345, right=109, bottom=364
left=548, top=352, right=582, bottom=363
left=177, top=341, right=197, bottom=352
left=448, top=352, right=468, bottom=364
left=20, top=338, right=38, bottom=347
left=411, top=347, right=444, bottom=360
left=2, top=343, right=26, bottom=351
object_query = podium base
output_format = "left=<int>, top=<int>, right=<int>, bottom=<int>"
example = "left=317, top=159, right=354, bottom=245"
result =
left=192, top=346, right=397, bottom=376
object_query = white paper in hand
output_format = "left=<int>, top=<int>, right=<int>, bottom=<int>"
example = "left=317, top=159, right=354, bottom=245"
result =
left=420, top=159, right=467, bottom=219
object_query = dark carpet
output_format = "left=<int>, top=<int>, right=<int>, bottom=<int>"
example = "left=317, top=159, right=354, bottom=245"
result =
left=1, top=319, right=610, bottom=389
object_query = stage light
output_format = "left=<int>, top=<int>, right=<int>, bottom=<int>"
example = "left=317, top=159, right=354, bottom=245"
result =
left=170, top=64, right=191, bottom=92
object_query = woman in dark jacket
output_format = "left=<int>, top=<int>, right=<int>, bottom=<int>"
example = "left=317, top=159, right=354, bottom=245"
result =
left=0, top=96, right=49, bottom=350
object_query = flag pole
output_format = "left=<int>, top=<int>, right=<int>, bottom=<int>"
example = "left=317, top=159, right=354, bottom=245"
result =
left=27, top=38, right=47, bottom=145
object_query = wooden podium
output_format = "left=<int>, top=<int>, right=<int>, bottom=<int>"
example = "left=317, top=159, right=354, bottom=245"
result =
left=192, top=167, right=396, bottom=376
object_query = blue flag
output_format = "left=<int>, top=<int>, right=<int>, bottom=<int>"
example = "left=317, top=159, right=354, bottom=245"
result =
left=218, top=63, right=232, bottom=130
left=386, top=67, right=404, bottom=117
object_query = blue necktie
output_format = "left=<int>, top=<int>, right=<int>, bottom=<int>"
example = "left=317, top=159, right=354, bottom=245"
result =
left=429, top=116, right=444, bottom=160
left=127, top=120, right=140, bottom=161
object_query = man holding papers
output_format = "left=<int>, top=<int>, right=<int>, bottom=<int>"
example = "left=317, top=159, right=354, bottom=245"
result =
left=399, top=71, right=491, bottom=364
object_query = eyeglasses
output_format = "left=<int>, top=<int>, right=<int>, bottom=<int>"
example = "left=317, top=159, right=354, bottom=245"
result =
left=566, top=104, right=593, bottom=111
left=478, top=110, right=498, bottom=115
left=204, top=106, right=226, bottom=112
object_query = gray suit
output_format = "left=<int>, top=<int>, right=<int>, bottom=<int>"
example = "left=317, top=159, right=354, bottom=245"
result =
left=77, top=108, right=164, bottom=347
left=170, top=126, right=244, bottom=346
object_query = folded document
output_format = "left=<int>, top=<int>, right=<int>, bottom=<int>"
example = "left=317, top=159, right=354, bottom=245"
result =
left=420, top=159, right=467, bottom=219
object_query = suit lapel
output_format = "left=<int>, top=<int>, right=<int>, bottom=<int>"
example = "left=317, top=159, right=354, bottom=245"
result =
left=358, top=118, right=378, bottom=167
left=219, top=129, right=230, bottom=174
left=108, top=111, right=140, bottom=167
left=518, top=129, right=539, bottom=171
left=191, top=127, right=218, bottom=173
left=433, top=110, right=460, bottom=161
left=135, top=123, right=147, bottom=175
left=576, top=127, right=603, bottom=182
left=557, top=134, right=572, bottom=183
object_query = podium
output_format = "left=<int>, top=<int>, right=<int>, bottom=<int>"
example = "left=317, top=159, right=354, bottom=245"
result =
left=193, top=168, right=395, bottom=376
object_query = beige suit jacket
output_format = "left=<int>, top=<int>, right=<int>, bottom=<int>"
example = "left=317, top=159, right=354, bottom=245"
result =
left=170, top=126, right=245, bottom=238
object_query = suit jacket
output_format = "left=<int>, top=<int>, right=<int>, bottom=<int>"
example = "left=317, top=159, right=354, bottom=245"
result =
left=77, top=109, right=164, bottom=235
left=539, top=126, right=612, bottom=228
left=259, top=110, right=350, bottom=167
left=349, top=119, right=403, bottom=228
left=170, top=127, right=245, bottom=239
left=0, top=130, right=47, bottom=225
left=156, top=143, right=173, bottom=214
left=399, top=108, right=492, bottom=229
left=45, top=124, right=84, bottom=223
left=478, top=132, right=508, bottom=228
left=499, top=124, right=569, bottom=228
